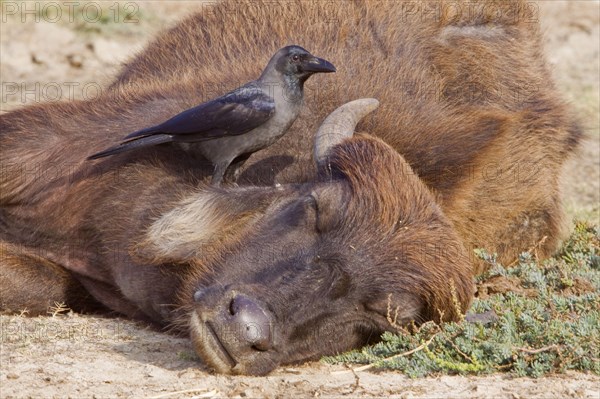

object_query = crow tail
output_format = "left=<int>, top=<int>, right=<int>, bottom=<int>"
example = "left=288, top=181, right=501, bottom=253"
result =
left=87, top=134, right=172, bottom=160
left=123, top=125, right=160, bottom=141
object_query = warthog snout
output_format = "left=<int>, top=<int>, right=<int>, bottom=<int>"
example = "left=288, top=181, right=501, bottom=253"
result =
left=192, top=287, right=274, bottom=375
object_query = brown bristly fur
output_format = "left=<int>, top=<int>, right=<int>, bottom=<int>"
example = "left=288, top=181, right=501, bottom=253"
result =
left=107, top=0, right=581, bottom=271
left=0, top=0, right=581, bottom=374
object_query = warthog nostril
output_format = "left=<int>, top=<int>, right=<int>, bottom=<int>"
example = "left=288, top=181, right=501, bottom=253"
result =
left=228, top=295, right=272, bottom=351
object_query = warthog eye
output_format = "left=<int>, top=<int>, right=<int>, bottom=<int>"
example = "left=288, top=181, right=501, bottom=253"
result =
left=329, top=266, right=351, bottom=299
left=306, top=193, right=322, bottom=232
left=279, top=194, right=318, bottom=229
left=307, top=193, right=318, bottom=211
left=314, top=257, right=351, bottom=299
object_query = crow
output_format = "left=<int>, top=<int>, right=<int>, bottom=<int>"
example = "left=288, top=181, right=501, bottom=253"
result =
left=88, top=45, right=336, bottom=185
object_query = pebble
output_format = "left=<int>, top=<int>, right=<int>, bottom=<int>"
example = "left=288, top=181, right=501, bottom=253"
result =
left=67, top=54, right=84, bottom=68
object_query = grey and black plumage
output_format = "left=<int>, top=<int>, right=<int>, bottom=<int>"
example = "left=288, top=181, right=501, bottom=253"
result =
left=88, top=45, right=336, bottom=185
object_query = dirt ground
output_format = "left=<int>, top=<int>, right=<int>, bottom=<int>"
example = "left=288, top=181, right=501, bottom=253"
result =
left=1, top=1, right=599, bottom=398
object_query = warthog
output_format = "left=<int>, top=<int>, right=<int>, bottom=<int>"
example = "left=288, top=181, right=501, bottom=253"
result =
left=0, top=0, right=580, bottom=375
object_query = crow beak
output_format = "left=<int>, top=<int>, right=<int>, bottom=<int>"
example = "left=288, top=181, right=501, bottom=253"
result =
left=301, top=56, right=336, bottom=73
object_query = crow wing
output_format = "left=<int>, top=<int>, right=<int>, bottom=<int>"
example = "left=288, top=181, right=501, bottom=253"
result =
left=124, top=86, right=275, bottom=142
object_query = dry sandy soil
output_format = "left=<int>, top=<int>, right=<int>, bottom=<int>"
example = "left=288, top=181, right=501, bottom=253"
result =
left=1, top=1, right=599, bottom=398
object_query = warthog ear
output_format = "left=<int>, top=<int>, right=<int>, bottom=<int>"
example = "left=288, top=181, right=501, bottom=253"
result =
left=323, top=135, right=475, bottom=322
left=131, top=191, right=264, bottom=265
left=311, top=98, right=432, bottom=236
left=309, top=183, right=349, bottom=233
left=317, top=134, right=424, bottom=234
left=364, top=291, right=425, bottom=327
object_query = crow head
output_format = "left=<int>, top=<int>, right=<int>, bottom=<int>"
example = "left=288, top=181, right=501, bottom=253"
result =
left=269, top=45, right=336, bottom=83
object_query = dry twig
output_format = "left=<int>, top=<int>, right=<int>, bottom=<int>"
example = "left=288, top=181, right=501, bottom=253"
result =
left=331, top=333, right=438, bottom=375
left=148, top=388, right=218, bottom=399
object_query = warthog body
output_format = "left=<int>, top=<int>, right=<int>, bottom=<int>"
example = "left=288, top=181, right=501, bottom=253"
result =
left=0, top=0, right=580, bottom=374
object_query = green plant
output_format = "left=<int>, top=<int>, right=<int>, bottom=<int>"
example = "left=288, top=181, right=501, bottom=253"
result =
left=324, top=221, right=600, bottom=377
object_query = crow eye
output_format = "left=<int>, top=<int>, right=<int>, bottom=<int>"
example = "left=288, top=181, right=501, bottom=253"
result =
left=291, top=55, right=300, bottom=62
